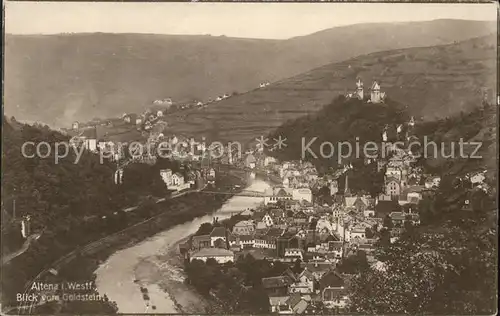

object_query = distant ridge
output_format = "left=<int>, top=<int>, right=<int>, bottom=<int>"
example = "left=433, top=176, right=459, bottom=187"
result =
left=4, top=19, right=495, bottom=127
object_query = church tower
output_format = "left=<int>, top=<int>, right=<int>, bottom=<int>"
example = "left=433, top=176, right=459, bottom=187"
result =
left=355, top=79, right=364, bottom=100
left=344, top=174, right=351, bottom=196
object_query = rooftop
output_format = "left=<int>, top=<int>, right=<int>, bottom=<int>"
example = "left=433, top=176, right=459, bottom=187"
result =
left=262, top=276, right=292, bottom=289
left=191, top=248, right=234, bottom=258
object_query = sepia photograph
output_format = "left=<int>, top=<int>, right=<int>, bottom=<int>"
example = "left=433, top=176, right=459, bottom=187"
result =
left=1, top=1, right=498, bottom=315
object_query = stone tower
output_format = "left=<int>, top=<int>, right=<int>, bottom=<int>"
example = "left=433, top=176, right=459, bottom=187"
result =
left=355, top=79, right=364, bottom=100
left=370, top=81, right=382, bottom=103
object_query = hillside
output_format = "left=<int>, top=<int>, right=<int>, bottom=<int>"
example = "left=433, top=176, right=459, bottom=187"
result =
left=166, top=34, right=496, bottom=144
left=4, top=19, right=495, bottom=127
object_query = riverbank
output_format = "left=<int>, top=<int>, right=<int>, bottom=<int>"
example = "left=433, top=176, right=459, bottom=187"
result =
left=93, top=179, right=271, bottom=314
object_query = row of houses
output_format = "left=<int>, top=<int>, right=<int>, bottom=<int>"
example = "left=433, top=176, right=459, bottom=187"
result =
left=264, top=268, right=348, bottom=313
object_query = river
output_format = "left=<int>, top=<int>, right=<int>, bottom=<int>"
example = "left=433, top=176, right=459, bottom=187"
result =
left=94, top=179, right=271, bottom=314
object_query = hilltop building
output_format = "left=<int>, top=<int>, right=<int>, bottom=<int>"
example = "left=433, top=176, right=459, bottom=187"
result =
left=355, top=79, right=364, bottom=100
left=370, top=81, right=386, bottom=104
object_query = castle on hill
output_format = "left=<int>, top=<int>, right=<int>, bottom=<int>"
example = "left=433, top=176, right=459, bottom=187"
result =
left=346, top=78, right=386, bottom=104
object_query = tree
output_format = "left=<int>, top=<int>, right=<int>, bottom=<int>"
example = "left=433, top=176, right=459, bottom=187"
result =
left=337, top=250, right=369, bottom=274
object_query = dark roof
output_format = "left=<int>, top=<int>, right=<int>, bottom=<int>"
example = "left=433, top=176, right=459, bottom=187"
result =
left=192, top=235, right=211, bottom=242
left=319, top=271, right=344, bottom=290
left=295, top=211, right=308, bottom=218
left=300, top=268, right=315, bottom=280
left=262, top=276, right=291, bottom=289
left=210, top=227, right=227, bottom=238
left=320, top=234, right=338, bottom=243
left=266, top=228, right=284, bottom=238
left=282, top=268, right=298, bottom=282
left=276, top=188, right=291, bottom=197
left=304, top=263, right=331, bottom=273
left=286, top=293, right=302, bottom=307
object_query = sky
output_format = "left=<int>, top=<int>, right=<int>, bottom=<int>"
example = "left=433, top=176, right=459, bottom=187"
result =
left=5, top=2, right=497, bottom=39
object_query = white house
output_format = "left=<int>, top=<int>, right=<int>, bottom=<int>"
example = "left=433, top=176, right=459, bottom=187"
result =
left=349, top=227, right=366, bottom=240
left=425, top=176, right=441, bottom=189
left=264, top=187, right=293, bottom=205
left=262, top=214, right=274, bottom=227
left=172, top=173, right=184, bottom=186
left=289, top=268, right=314, bottom=294
left=160, top=169, right=173, bottom=186
left=190, top=248, right=234, bottom=264
left=232, top=220, right=255, bottom=235
left=284, top=248, right=303, bottom=261
left=469, top=171, right=486, bottom=185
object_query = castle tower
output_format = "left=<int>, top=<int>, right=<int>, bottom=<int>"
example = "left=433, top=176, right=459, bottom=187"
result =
left=370, top=81, right=382, bottom=103
left=355, top=79, right=364, bottom=100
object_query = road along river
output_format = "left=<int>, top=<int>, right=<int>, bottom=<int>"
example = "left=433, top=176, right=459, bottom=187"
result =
left=94, top=179, right=271, bottom=313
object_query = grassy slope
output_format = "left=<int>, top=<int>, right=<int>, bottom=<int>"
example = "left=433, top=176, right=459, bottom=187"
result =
left=166, top=34, right=496, bottom=145
left=4, top=20, right=495, bottom=127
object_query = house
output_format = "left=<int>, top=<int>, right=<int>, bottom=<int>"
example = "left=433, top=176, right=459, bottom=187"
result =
left=269, top=296, right=290, bottom=313
left=262, top=213, right=274, bottom=227
left=286, top=293, right=309, bottom=314
left=232, top=220, right=255, bottom=235
left=264, top=187, right=293, bottom=205
left=254, top=234, right=277, bottom=250
left=72, top=121, right=79, bottom=130
left=262, top=276, right=292, bottom=296
left=329, top=241, right=343, bottom=259
left=319, top=271, right=347, bottom=310
left=292, top=188, right=313, bottom=203
left=385, top=177, right=401, bottom=197
left=190, top=248, right=234, bottom=264
left=172, top=173, right=184, bottom=186
left=349, top=227, right=366, bottom=240
left=293, top=211, right=308, bottom=225
left=81, top=128, right=98, bottom=152
left=303, top=263, right=332, bottom=280
left=240, top=209, right=254, bottom=217
left=244, top=154, right=257, bottom=169
left=284, top=248, right=304, bottom=261
left=289, top=268, right=315, bottom=294
left=238, top=234, right=255, bottom=249
left=210, top=227, right=229, bottom=247
left=470, top=171, right=486, bottom=185
left=425, top=176, right=441, bottom=189
left=277, top=233, right=300, bottom=257
left=157, top=110, right=164, bottom=117
left=389, top=212, right=406, bottom=227
left=160, top=169, right=173, bottom=186
left=191, top=235, right=211, bottom=250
